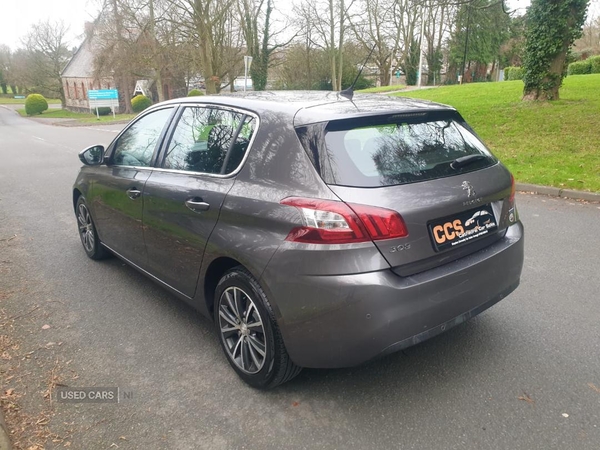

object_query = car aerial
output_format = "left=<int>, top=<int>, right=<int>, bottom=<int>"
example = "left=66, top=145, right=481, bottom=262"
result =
left=73, top=91, right=524, bottom=389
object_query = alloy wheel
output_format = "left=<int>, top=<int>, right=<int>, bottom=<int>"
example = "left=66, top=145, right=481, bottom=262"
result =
left=218, top=286, right=267, bottom=374
left=77, top=203, right=95, bottom=253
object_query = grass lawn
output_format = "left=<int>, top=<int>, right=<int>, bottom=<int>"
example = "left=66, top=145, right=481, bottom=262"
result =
left=17, top=108, right=136, bottom=123
left=393, top=75, right=600, bottom=192
left=358, top=84, right=406, bottom=94
left=0, top=97, right=61, bottom=104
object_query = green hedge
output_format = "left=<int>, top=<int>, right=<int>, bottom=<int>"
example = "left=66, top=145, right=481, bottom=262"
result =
left=504, top=66, right=524, bottom=81
left=589, top=55, right=600, bottom=74
left=568, top=60, right=592, bottom=75
left=131, top=94, right=152, bottom=113
left=24, top=94, right=49, bottom=115
left=566, top=55, right=600, bottom=75
left=95, top=106, right=111, bottom=116
left=187, top=89, right=204, bottom=96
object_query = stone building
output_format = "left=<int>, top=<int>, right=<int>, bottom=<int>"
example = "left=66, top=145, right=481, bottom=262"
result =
left=61, top=29, right=115, bottom=113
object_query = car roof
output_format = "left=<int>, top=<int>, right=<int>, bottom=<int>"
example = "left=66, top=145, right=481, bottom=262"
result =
left=159, top=91, right=455, bottom=127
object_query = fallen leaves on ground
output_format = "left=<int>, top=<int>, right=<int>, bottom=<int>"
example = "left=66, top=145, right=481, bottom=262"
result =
left=0, top=308, right=73, bottom=449
left=517, top=392, right=535, bottom=404
left=588, top=383, right=600, bottom=394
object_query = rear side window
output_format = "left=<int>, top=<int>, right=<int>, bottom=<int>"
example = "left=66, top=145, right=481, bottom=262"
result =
left=163, top=106, right=256, bottom=175
left=299, top=114, right=497, bottom=187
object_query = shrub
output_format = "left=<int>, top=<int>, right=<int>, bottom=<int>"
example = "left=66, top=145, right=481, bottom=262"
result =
left=567, top=60, right=591, bottom=75
left=95, top=107, right=111, bottom=116
left=504, top=66, right=524, bottom=81
left=588, top=55, right=600, bottom=74
left=24, top=94, right=49, bottom=116
left=131, top=94, right=152, bottom=113
left=187, top=89, right=204, bottom=96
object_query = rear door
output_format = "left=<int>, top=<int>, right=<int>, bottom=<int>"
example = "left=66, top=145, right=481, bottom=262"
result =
left=89, top=107, right=175, bottom=266
left=142, top=105, right=257, bottom=297
left=298, top=112, right=516, bottom=274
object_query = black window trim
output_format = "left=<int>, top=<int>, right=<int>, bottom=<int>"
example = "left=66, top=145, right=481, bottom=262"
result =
left=153, top=103, right=260, bottom=179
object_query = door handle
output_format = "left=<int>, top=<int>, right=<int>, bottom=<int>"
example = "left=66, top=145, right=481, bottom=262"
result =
left=127, top=188, right=142, bottom=200
left=185, top=197, right=210, bottom=212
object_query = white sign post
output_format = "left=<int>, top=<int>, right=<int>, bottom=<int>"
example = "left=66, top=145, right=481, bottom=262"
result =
left=88, top=89, right=119, bottom=119
left=243, top=56, right=253, bottom=92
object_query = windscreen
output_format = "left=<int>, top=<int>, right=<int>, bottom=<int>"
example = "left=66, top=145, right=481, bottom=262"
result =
left=312, top=115, right=497, bottom=187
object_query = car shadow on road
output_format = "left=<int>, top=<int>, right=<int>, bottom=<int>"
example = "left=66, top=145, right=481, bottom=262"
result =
left=93, top=250, right=511, bottom=406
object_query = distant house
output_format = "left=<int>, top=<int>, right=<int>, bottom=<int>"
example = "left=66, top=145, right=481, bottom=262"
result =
left=61, top=25, right=115, bottom=113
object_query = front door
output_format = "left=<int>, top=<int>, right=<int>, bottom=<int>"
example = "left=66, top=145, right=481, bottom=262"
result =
left=90, top=107, right=175, bottom=266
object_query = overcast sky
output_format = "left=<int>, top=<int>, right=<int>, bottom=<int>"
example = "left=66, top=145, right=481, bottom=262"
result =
left=2, top=0, right=594, bottom=52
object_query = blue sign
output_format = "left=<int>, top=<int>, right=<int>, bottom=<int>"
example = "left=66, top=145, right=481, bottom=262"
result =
left=88, top=89, right=118, bottom=100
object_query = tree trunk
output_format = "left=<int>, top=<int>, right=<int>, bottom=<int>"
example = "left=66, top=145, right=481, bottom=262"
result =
left=117, top=76, right=133, bottom=114
left=251, top=53, right=269, bottom=91
left=329, top=0, right=337, bottom=91
left=112, top=0, right=133, bottom=113
left=522, top=0, right=589, bottom=101
left=336, top=0, right=344, bottom=91
left=149, top=0, right=165, bottom=102
left=380, top=60, right=390, bottom=87
left=523, top=46, right=569, bottom=100
left=205, top=77, right=218, bottom=95
left=193, top=0, right=219, bottom=95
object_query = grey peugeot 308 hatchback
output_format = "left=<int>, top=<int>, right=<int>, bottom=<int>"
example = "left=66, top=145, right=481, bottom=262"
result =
left=73, top=91, right=524, bottom=388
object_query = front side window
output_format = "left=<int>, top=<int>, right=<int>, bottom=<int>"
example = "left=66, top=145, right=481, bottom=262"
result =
left=112, top=108, right=174, bottom=167
left=163, top=106, right=256, bottom=175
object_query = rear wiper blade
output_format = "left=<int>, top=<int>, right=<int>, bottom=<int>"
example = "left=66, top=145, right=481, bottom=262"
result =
left=450, top=154, right=487, bottom=170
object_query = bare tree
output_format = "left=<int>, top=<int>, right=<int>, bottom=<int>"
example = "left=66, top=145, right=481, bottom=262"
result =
left=392, top=0, right=421, bottom=86
left=296, top=0, right=352, bottom=91
left=22, top=20, right=71, bottom=105
left=347, top=0, right=398, bottom=86
left=0, top=45, right=10, bottom=94
left=237, top=0, right=298, bottom=90
left=575, top=12, right=600, bottom=54
left=423, top=0, right=451, bottom=85
left=161, top=0, right=240, bottom=94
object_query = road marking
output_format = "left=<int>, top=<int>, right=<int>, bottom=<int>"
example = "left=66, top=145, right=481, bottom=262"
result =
left=29, top=135, right=77, bottom=153
left=83, top=127, right=121, bottom=133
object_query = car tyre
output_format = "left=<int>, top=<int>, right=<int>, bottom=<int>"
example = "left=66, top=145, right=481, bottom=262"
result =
left=214, top=267, right=302, bottom=389
left=76, top=196, right=110, bottom=260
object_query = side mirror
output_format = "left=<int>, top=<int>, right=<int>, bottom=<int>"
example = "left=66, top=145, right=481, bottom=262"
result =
left=79, top=145, right=105, bottom=166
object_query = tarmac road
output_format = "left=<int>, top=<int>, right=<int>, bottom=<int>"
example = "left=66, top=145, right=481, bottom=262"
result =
left=1, top=106, right=599, bottom=449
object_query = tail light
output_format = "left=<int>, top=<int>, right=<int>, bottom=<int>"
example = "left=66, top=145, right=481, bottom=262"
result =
left=280, top=197, right=408, bottom=244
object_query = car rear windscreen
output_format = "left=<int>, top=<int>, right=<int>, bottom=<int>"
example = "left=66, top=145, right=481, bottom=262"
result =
left=297, top=113, right=497, bottom=188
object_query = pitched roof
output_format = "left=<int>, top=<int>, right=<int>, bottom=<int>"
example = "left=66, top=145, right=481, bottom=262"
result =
left=61, top=35, right=97, bottom=78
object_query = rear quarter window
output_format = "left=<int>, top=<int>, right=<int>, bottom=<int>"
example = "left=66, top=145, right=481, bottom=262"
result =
left=297, top=113, right=497, bottom=187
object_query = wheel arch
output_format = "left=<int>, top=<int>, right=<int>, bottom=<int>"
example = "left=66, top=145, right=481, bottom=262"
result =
left=73, top=188, right=83, bottom=212
left=204, top=256, right=246, bottom=318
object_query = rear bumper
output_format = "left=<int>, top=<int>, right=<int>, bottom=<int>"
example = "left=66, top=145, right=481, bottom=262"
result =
left=261, top=222, right=524, bottom=368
